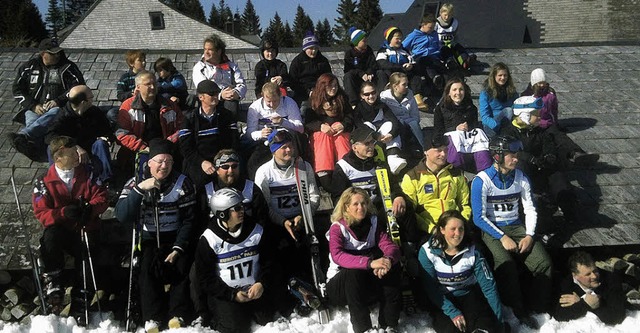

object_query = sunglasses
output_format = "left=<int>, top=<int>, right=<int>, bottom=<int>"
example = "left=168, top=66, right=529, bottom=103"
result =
left=228, top=204, right=244, bottom=212
left=361, top=91, right=376, bottom=97
left=218, top=163, right=240, bottom=170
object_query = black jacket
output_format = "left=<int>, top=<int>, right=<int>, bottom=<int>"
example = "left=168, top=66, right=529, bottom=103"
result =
left=254, top=58, right=290, bottom=96
left=352, top=100, right=401, bottom=138
left=343, top=45, right=377, bottom=76
left=45, top=104, right=114, bottom=151
left=289, top=51, right=331, bottom=98
left=433, top=100, right=480, bottom=139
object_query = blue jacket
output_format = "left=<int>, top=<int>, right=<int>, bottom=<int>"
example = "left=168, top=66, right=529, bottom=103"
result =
left=478, top=89, right=517, bottom=133
left=402, top=28, right=441, bottom=60
left=157, top=72, right=188, bottom=105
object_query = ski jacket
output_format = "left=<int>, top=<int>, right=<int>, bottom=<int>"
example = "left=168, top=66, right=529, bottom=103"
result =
left=379, top=89, right=420, bottom=125
left=500, top=120, right=558, bottom=171
left=433, top=100, right=481, bottom=139
left=254, top=158, right=320, bottom=226
left=12, top=54, right=84, bottom=119
left=375, top=43, right=414, bottom=72
left=343, top=45, right=377, bottom=76
left=45, top=104, right=114, bottom=152
left=478, top=89, right=518, bottom=133
left=157, top=71, right=189, bottom=107
left=116, top=70, right=137, bottom=102
left=192, top=58, right=247, bottom=100
left=289, top=51, right=332, bottom=98
left=418, top=240, right=503, bottom=321
left=326, top=215, right=400, bottom=280
left=253, top=58, right=290, bottom=96
left=115, top=171, right=196, bottom=252
left=116, top=93, right=182, bottom=152
left=246, top=96, right=304, bottom=141
left=401, top=161, right=470, bottom=233
left=33, top=165, right=108, bottom=232
left=352, top=100, right=402, bottom=139
left=470, top=166, right=537, bottom=239
left=521, top=85, right=559, bottom=129
left=402, top=28, right=441, bottom=60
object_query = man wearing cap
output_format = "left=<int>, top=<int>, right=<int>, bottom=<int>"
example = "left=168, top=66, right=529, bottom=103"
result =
left=192, top=34, right=246, bottom=119
left=289, top=31, right=332, bottom=107
left=179, top=80, right=239, bottom=188
left=343, top=27, right=377, bottom=105
left=470, top=135, right=552, bottom=329
left=9, top=38, right=85, bottom=161
left=115, top=138, right=197, bottom=330
left=116, top=71, right=183, bottom=176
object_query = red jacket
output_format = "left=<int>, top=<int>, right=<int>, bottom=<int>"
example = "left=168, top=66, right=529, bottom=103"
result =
left=116, top=93, right=182, bottom=152
left=32, top=166, right=108, bottom=232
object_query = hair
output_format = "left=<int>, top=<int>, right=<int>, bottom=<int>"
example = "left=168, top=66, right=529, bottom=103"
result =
left=385, top=72, right=409, bottom=93
left=204, top=34, right=226, bottom=55
left=68, top=90, right=88, bottom=106
left=442, top=78, right=471, bottom=108
left=310, top=73, right=349, bottom=118
left=430, top=210, right=472, bottom=251
left=135, top=70, right=155, bottom=85
left=440, top=3, right=454, bottom=15
left=330, top=187, right=377, bottom=226
left=261, top=82, right=281, bottom=98
left=421, top=13, right=437, bottom=25
left=359, top=81, right=376, bottom=94
left=154, top=57, right=177, bottom=74
left=568, top=251, right=595, bottom=274
left=50, top=136, right=74, bottom=159
left=125, top=50, right=145, bottom=67
left=484, top=62, right=517, bottom=100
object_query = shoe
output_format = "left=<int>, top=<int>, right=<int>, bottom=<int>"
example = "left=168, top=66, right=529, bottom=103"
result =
left=144, top=320, right=160, bottom=333
left=168, top=316, right=185, bottom=328
left=387, top=154, right=407, bottom=175
left=571, top=151, right=600, bottom=167
left=414, top=94, right=429, bottom=112
left=8, top=132, right=43, bottom=161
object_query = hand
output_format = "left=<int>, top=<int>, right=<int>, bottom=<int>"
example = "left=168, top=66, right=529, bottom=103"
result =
left=379, top=134, right=392, bottom=144
left=584, top=292, right=600, bottom=309
left=76, top=145, right=89, bottom=164
left=63, top=203, right=83, bottom=220
left=201, top=160, right=215, bottom=175
left=235, top=290, right=251, bottom=303
left=373, top=267, right=388, bottom=279
left=270, top=115, right=283, bottom=125
left=284, top=216, right=302, bottom=241
left=456, top=122, right=469, bottom=132
left=246, top=282, right=264, bottom=300
left=500, top=235, right=517, bottom=252
left=370, top=257, right=391, bottom=279
left=261, top=126, right=273, bottom=139
left=392, top=197, right=406, bottom=216
left=43, top=100, right=58, bottom=110
left=366, top=74, right=374, bottom=82
left=170, top=96, right=179, bottom=103
left=518, top=235, right=534, bottom=253
left=559, top=292, right=580, bottom=307
left=361, top=74, right=369, bottom=82
left=164, top=250, right=180, bottom=264
left=271, top=76, right=283, bottom=86
left=34, top=104, right=46, bottom=115
left=221, top=87, right=238, bottom=101
left=330, top=122, right=344, bottom=135
left=451, top=315, right=466, bottom=332
left=138, top=177, right=160, bottom=191
left=320, top=123, right=334, bottom=135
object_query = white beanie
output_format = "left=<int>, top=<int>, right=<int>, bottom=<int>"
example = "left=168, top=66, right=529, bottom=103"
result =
left=513, top=96, right=543, bottom=125
left=530, top=68, right=546, bottom=86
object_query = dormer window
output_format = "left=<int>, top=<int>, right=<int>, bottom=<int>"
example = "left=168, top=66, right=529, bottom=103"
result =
left=149, top=12, right=165, bottom=30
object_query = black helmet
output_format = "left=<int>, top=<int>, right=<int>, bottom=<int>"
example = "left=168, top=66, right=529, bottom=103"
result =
left=489, top=135, right=523, bottom=163
left=260, top=37, right=279, bottom=58
left=210, top=188, right=244, bottom=221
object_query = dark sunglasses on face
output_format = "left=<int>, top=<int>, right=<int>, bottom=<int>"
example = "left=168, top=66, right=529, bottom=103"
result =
left=228, top=204, right=244, bottom=212
left=362, top=91, right=376, bottom=97
left=218, top=163, right=240, bottom=170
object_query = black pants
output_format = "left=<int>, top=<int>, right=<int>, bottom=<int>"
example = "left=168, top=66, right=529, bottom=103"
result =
left=40, top=225, right=99, bottom=288
left=545, top=125, right=583, bottom=170
left=431, top=285, right=503, bottom=333
left=138, top=241, right=193, bottom=322
left=326, top=266, right=401, bottom=333
left=207, top=290, right=275, bottom=333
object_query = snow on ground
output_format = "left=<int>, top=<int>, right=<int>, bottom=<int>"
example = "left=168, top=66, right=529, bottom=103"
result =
left=1, top=307, right=639, bottom=333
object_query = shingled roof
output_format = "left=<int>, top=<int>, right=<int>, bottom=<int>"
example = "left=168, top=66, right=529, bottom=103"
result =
left=60, top=0, right=257, bottom=50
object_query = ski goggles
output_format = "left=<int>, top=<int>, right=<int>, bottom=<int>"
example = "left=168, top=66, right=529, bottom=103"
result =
left=513, top=97, right=544, bottom=111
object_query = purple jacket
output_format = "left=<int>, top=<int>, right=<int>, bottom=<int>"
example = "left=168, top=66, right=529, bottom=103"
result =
left=521, top=85, right=558, bottom=129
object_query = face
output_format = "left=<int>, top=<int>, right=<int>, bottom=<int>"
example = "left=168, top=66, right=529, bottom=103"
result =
left=203, top=42, right=221, bottom=63
left=55, top=146, right=80, bottom=170
left=420, top=22, right=435, bottom=34
left=137, top=76, right=157, bottom=101
left=360, top=86, right=377, bottom=106
left=352, top=138, right=376, bottom=159
left=529, top=110, right=541, bottom=126
left=440, top=217, right=465, bottom=249
left=133, top=57, right=146, bottom=72
left=76, top=90, right=95, bottom=115
left=326, top=80, right=338, bottom=97
left=390, top=32, right=403, bottom=48
left=356, top=37, right=367, bottom=50
left=198, top=92, right=219, bottom=110
left=499, top=151, right=519, bottom=171
left=273, top=142, right=295, bottom=165
left=495, top=70, right=509, bottom=86
left=215, top=161, right=240, bottom=186
left=148, top=153, right=173, bottom=181
left=573, top=264, right=601, bottom=289
left=263, top=93, right=281, bottom=110
left=157, top=68, right=170, bottom=79
left=449, top=83, right=465, bottom=105
left=305, top=46, right=318, bottom=58
left=425, top=146, right=448, bottom=169
left=441, top=11, right=451, bottom=22
left=41, top=52, right=61, bottom=66
left=346, top=193, right=367, bottom=222
left=225, top=204, right=245, bottom=231
left=263, top=48, right=276, bottom=60
left=393, top=78, right=409, bottom=96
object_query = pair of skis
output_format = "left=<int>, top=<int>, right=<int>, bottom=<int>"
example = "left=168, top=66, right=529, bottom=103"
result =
left=293, top=157, right=331, bottom=324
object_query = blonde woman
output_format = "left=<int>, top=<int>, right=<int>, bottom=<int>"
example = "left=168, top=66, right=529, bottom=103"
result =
left=325, top=187, right=401, bottom=333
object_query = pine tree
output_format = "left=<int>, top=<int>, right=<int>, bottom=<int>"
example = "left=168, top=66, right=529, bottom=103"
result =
left=0, top=0, right=47, bottom=46
left=161, top=0, right=205, bottom=22
left=233, top=8, right=244, bottom=35
left=208, top=2, right=221, bottom=28
left=219, top=0, right=233, bottom=27
left=316, top=18, right=334, bottom=46
left=292, top=5, right=314, bottom=47
left=282, top=22, right=294, bottom=48
left=355, top=0, right=382, bottom=33
left=65, top=0, right=94, bottom=26
left=264, top=12, right=285, bottom=47
left=334, top=0, right=357, bottom=45
left=46, top=0, right=64, bottom=34
left=241, top=0, right=261, bottom=36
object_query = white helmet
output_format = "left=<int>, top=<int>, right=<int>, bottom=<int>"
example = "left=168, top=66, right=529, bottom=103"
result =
left=210, top=188, right=244, bottom=220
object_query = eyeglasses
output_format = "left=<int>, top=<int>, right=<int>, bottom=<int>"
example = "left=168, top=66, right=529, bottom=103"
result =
left=218, top=163, right=239, bottom=170
left=361, top=91, right=376, bottom=97
left=228, top=204, right=244, bottom=212
left=151, top=158, right=174, bottom=165
left=359, top=139, right=377, bottom=146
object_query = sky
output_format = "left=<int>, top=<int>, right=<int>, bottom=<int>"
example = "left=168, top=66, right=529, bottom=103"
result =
left=32, top=0, right=415, bottom=31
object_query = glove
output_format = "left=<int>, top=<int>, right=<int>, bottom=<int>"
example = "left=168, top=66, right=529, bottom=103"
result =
left=63, top=204, right=82, bottom=220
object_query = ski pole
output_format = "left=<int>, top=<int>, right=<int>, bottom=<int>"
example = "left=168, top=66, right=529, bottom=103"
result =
left=80, top=228, right=89, bottom=326
left=10, top=165, right=47, bottom=314
left=82, top=227, right=103, bottom=321
left=151, top=188, right=160, bottom=249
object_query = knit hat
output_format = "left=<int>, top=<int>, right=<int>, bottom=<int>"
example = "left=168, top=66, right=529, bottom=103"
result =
left=349, top=27, right=366, bottom=46
left=196, top=80, right=221, bottom=96
left=350, top=126, right=377, bottom=145
left=384, top=26, right=401, bottom=43
left=513, top=96, right=543, bottom=125
left=530, top=68, right=546, bottom=86
left=302, top=32, right=319, bottom=51
left=266, top=128, right=293, bottom=153
left=148, top=138, right=174, bottom=159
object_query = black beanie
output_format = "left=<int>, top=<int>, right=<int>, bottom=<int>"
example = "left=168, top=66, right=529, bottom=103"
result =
left=149, top=138, right=173, bottom=159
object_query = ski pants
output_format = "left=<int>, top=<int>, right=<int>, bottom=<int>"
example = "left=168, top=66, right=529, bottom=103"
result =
left=310, top=131, right=351, bottom=173
left=326, top=266, right=401, bottom=333
left=207, top=291, right=275, bottom=333
left=431, top=285, right=504, bottom=333
left=40, top=224, right=98, bottom=288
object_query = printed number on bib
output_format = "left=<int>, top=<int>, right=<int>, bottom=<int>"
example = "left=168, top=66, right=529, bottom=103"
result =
left=278, top=195, right=300, bottom=209
left=227, top=260, right=254, bottom=280
left=493, top=203, right=514, bottom=212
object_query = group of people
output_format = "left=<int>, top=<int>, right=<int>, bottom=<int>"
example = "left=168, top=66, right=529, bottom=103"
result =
left=8, top=4, right=622, bottom=333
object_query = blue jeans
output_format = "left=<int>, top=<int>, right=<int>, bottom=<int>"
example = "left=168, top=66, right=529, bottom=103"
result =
left=20, top=108, right=60, bottom=155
